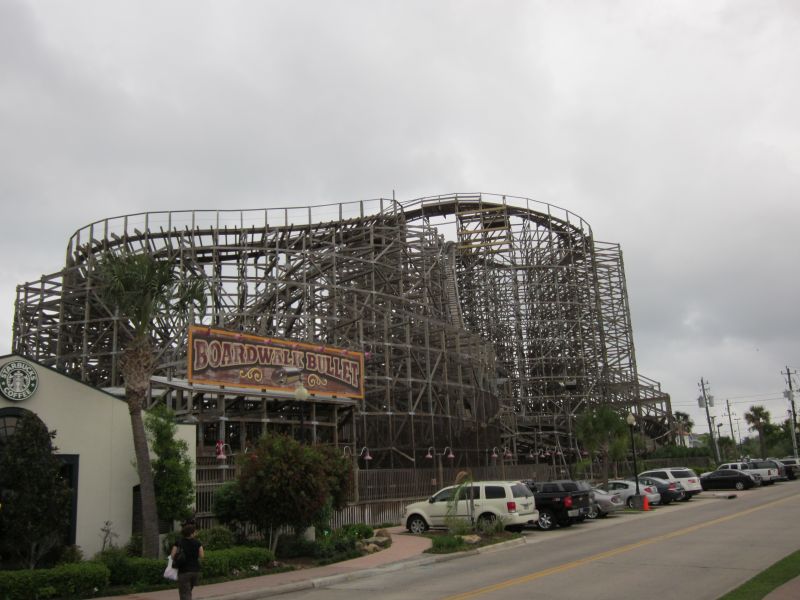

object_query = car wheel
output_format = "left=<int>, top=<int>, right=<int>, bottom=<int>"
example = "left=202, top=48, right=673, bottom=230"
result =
left=626, top=496, right=635, bottom=508
left=735, top=481, right=745, bottom=491
left=586, top=505, right=600, bottom=519
left=478, top=513, right=496, bottom=526
left=537, top=509, right=556, bottom=531
left=407, top=515, right=428, bottom=534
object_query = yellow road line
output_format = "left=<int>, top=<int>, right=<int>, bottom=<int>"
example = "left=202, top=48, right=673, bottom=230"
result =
left=443, top=494, right=797, bottom=600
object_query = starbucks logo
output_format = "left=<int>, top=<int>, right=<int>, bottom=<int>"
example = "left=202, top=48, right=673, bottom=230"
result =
left=0, top=361, right=39, bottom=402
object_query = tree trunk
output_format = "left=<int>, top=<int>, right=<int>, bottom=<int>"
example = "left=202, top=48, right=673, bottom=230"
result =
left=121, top=339, right=160, bottom=558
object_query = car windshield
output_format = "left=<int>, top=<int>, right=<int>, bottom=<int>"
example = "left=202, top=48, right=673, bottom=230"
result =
left=560, top=482, right=578, bottom=491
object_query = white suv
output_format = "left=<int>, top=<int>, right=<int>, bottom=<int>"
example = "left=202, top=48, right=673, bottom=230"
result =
left=404, top=480, right=539, bottom=534
left=638, top=467, right=703, bottom=500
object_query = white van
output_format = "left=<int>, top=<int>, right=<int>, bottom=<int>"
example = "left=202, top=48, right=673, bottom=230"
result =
left=638, top=467, right=703, bottom=499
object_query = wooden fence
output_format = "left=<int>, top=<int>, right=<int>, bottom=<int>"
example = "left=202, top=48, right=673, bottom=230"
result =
left=194, top=457, right=712, bottom=529
left=195, top=462, right=555, bottom=528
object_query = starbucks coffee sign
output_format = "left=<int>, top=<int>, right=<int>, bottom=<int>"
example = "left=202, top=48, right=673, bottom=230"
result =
left=0, top=361, right=39, bottom=402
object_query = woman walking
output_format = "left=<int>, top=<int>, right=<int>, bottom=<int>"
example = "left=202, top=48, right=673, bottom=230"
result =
left=171, top=523, right=204, bottom=600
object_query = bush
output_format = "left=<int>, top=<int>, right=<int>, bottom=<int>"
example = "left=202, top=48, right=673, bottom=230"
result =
left=0, top=562, right=110, bottom=600
left=445, top=516, right=472, bottom=536
left=338, top=523, right=373, bottom=540
left=93, top=547, right=137, bottom=586
left=429, top=534, right=466, bottom=554
left=56, top=545, right=84, bottom=565
left=93, top=547, right=166, bottom=586
left=476, top=516, right=507, bottom=536
left=198, top=526, right=235, bottom=551
left=161, top=531, right=180, bottom=556
left=275, top=534, right=317, bottom=559
left=124, top=533, right=143, bottom=557
left=203, top=547, right=274, bottom=577
left=126, top=557, right=168, bottom=586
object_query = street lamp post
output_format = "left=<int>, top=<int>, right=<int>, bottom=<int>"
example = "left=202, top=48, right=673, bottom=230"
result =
left=342, top=446, right=372, bottom=503
left=426, top=446, right=455, bottom=487
left=626, top=413, right=641, bottom=499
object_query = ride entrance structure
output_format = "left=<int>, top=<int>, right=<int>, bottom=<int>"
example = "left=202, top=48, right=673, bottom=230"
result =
left=12, top=193, right=671, bottom=468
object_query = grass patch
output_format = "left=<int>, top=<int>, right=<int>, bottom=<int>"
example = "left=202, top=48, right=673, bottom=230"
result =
left=423, top=530, right=522, bottom=554
left=719, top=549, right=800, bottom=599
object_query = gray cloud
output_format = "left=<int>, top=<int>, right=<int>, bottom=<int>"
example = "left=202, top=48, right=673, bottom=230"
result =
left=2, top=0, right=798, bottom=432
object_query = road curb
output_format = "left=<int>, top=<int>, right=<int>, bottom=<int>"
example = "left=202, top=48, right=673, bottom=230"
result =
left=201, top=536, right=529, bottom=600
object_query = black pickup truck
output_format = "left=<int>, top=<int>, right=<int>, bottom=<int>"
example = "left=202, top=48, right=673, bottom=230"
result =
left=522, top=479, right=593, bottom=531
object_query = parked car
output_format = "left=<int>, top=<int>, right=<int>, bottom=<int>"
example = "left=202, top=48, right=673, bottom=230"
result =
left=633, top=476, right=686, bottom=504
left=765, top=458, right=794, bottom=480
left=638, top=467, right=703, bottom=500
left=404, top=480, right=539, bottom=534
left=522, top=480, right=592, bottom=530
left=718, top=461, right=779, bottom=485
left=778, top=457, right=800, bottom=479
left=700, top=469, right=758, bottom=490
left=601, top=479, right=661, bottom=507
left=587, top=487, right=624, bottom=518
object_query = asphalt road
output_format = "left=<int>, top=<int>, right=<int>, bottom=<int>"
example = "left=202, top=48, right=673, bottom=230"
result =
left=276, top=481, right=800, bottom=600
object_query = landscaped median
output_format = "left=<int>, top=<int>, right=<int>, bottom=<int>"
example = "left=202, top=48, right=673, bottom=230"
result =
left=424, top=518, right=523, bottom=555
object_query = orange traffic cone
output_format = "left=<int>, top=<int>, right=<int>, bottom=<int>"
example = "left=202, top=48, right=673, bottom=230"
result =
left=642, top=496, right=650, bottom=511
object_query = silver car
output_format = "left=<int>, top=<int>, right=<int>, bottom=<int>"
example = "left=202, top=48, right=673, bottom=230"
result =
left=588, top=487, right=624, bottom=518
left=602, top=479, right=661, bottom=508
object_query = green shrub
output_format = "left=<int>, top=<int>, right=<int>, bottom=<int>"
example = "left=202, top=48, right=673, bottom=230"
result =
left=161, top=531, right=180, bottom=556
left=125, top=533, right=143, bottom=557
left=445, top=516, right=473, bottom=536
left=430, top=534, right=466, bottom=553
left=93, top=547, right=137, bottom=586
left=126, top=557, right=168, bottom=586
left=0, top=562, right=110, bottom=600
left=476, top=516, right=506, bottom=536
left=92, top=548, right=165, bottom=586
left=198, top=526, right=235, bottom=551
left=56, top=545, right=84, bottom=565
left=203, top=547, right=274, bottom=577
left=275, top=534, right=317, bottom=559
left=339, top=523, right=373, bottom=540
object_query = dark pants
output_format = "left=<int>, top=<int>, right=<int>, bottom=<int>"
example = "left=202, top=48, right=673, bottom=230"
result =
left=178, top=571, right=200, bottom=600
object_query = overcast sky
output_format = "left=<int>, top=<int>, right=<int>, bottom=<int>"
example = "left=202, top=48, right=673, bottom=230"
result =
left=2, top=0, right=799, bottom=437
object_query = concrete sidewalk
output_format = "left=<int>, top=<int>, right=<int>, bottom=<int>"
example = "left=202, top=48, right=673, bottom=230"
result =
left=97, top=527, right=435, bottom=600
left=763, top=575, right=800, bottom=599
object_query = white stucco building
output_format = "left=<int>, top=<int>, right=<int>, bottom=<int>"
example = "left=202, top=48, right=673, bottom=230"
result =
left=0, top=354, right=196, bottom=558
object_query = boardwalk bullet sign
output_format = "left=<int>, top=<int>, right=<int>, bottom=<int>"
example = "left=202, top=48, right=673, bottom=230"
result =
left=188, top=325, right=364, bottom=399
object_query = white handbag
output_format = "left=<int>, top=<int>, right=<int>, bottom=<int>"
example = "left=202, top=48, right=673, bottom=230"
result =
left=163, top=555, right=179, bottom=581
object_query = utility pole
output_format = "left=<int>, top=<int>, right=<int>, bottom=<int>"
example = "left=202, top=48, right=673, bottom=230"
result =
left=710, top=415, right=721, bottom=462
left=699, top=378, right=720, bottom=463
left=726, top=399, right=736, bottom=450
left=784, top=367, right=798, bottom=458
left=734, top=417, right=743, bottom=456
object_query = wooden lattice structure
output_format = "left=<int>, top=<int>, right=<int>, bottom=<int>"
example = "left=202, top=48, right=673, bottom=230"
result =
left=13, top=193, right=671, bottom=468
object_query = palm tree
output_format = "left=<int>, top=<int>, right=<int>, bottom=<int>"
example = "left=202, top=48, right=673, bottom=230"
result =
left=674, top=411, right=694, bottom=447
left=576, top=405, right=627, bottom=487
left=95, top=251, right=205, bottom=557
left=744, top=405, right=771, bottom=459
